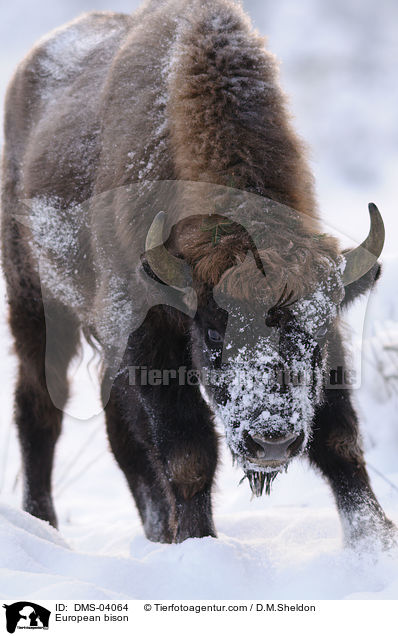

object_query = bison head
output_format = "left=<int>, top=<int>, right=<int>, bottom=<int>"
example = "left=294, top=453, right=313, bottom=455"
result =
left=144, top=201, right=384, bottom=495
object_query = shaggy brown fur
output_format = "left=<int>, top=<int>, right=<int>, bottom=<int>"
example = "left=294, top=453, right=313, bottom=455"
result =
left=168, top=0, right=318, bottom=225
left=169, top=210, right=340, bottom=307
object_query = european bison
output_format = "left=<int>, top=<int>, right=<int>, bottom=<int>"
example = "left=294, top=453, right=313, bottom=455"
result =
left=1, top=0, right=394, bottom=545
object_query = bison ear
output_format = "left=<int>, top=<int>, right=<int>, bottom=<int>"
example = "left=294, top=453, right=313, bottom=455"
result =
left=341, top=260, right=381, bottom=309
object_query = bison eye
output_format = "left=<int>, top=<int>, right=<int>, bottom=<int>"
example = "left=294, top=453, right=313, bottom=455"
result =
left=207, top=328, right=223, bottom=344
left=315, top=324, right=328, bottom=339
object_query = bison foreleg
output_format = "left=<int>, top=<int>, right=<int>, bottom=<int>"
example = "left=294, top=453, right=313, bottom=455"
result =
left=104, top=387, right=176, bottom=542
left=145, top=381, right=219, bottom=543
left=308, top=389, right=395, bottom=549
left=106, top=372, right=219, bottom=543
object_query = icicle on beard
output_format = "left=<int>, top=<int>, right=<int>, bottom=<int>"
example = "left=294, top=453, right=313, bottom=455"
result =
left=239, top=469, right=280, bottom=497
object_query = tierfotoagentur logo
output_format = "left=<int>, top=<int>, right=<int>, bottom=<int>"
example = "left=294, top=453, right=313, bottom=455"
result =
left=2, top=603, right=51, bottom=634
left=128, top=364, right=357, bottom=389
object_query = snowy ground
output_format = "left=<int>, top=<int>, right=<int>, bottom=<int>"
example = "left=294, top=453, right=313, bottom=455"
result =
left=1, top=0, right=398, bottom=601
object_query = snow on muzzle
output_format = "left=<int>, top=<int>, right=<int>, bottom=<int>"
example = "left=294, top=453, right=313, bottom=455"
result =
left=208, top=276, right=334, bottom=493
left=212, top=323, right=321, bottom=483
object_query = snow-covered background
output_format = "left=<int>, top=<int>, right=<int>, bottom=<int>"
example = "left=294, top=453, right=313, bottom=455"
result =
left=0, top=0, right=398, bottom=600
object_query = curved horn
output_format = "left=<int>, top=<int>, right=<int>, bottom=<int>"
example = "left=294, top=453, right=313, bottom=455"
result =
left=144, top=211, right=192, bottom=289
left=342, top=203, right=385, bottom=286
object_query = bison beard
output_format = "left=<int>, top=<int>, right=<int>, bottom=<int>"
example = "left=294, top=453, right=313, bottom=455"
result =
left=1, top=0, right=395, bottom=547
left=242, top=471, right=278, bottom=498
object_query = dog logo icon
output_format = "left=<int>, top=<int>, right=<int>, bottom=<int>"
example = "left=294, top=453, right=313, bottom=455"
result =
left=2, top=602, right=50, bottom=633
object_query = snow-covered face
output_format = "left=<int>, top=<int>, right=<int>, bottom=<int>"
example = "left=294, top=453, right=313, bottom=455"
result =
left=193, top=264, right=345, bottom=491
